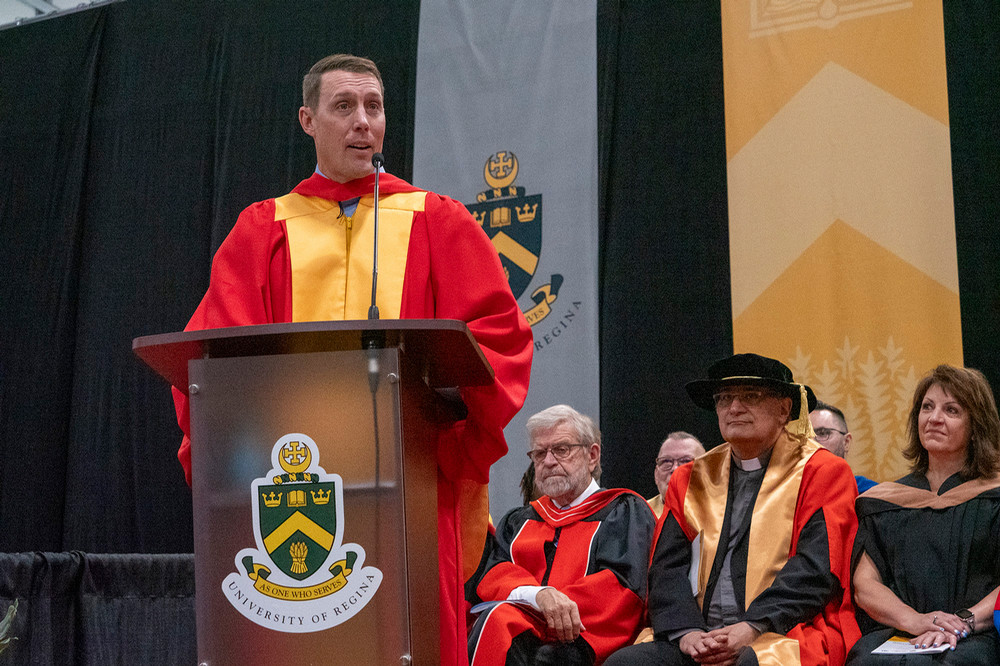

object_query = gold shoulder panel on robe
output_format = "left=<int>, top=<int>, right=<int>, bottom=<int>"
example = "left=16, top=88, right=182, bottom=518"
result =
left=682, top=431, right=819, bottom=666
left=683, top=432, right=820, bottom=611
left=278, top=191, right=427, bottom=322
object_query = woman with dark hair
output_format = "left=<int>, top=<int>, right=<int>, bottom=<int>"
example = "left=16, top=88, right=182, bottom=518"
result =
left=847, top=364, right=1000, bottom=664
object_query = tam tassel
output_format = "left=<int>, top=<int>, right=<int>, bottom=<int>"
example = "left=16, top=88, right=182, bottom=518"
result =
left=785, top=384, right=815, bottom=440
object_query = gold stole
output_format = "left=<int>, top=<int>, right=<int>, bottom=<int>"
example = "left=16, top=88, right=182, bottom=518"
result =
left=683, top=430, right=820, bottom=666
left=278, top=191, right=427, bottom=322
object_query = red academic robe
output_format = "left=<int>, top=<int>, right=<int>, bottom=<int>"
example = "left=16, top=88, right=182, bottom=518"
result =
left=469, top=490, right=656, bottom=664
left=649, top=434, right=860, bottom=666
left=173, top=171, right=533, bottom=666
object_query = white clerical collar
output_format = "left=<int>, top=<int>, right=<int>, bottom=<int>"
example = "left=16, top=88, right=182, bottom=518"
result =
left=731, top=447, right=772, bottom=471
left=558, top=479, right=600, bottom=509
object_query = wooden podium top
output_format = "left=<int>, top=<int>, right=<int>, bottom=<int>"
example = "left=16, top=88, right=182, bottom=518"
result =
left=132, top=319, right=494, bottom=392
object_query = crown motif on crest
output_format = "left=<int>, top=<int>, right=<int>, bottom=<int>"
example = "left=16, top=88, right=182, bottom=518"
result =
left=311, top=489, right=332, bottom=505
left=262, top=491, right=282, bottom=508
left=516, top=203, right=538, bottom=222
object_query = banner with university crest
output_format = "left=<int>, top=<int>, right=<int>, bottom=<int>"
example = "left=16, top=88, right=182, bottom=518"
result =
left=414, top=1, right=599, bottom=515
left=721, top=1, right=962, bottom=483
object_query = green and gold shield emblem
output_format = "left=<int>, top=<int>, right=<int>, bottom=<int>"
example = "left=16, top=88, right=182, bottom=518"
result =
left=257, top=480, right=338, bottom=580
left=225, top=433, right=383, bottom=632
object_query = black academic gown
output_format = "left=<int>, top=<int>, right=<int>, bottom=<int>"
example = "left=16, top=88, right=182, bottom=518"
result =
left=847, top=473, right=1000, bottom=665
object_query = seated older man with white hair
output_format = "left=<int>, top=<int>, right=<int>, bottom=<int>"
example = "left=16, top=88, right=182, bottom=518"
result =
left=467, top=404, right=656, bottom=665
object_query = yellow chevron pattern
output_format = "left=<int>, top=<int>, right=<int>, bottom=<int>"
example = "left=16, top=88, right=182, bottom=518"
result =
left=722, top=1, right=962, bottom=482
left=263, top=511, right=334, bottom=554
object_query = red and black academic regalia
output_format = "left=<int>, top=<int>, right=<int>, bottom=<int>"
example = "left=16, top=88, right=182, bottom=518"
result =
left=173, top=171, right=533, bottom=666
left=645, top=431, right=860, bottom=666
left=847, top=472, right=1000, bottom=664
left=467, top=489, right=656, bottom=665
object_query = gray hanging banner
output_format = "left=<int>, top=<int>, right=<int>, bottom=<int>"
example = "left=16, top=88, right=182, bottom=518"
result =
left=413, top=0, right=599, bottom=516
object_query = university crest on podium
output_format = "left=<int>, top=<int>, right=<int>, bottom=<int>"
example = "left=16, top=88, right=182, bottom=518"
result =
left=466, top=151, right=562, bottom=326
left=222, top=433, right=382, bottom=632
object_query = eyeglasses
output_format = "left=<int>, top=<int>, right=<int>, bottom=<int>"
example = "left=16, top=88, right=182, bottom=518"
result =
left=712, top=389, right=778, bottom=409
left=655, top=456, right=694, bottom=471
left=527, top=443, right=587, bottom=464
left=813, top=427, right=847, bottom=442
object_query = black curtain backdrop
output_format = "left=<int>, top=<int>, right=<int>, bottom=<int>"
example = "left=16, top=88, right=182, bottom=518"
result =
left=945, top=1, right=1000, bottom=390
left=0, top=552, right=196, bottom=663
left=597, top=1, right=732, bottom=495
left=1, top=0, right=998, bottom=550
left=0, top=0, right=420, bottom=553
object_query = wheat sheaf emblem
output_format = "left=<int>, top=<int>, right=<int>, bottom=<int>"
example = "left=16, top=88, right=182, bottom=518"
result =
left=290, top=541, right=308, bottom=574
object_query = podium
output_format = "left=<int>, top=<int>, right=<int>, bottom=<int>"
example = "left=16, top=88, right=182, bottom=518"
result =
left=133, top=320, right=493, bottom=665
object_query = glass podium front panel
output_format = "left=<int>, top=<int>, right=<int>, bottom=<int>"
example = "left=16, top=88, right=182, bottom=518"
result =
left=189, top=349, right=418, bottom=665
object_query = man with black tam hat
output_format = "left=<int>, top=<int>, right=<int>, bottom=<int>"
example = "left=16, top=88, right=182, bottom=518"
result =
left=607, top=353, right=861, bottom=666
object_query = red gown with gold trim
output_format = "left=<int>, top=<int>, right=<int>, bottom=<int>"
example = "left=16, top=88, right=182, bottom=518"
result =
left=173, top=171, right=533, bottom=666
left=648, top=434, right=861, bottom=666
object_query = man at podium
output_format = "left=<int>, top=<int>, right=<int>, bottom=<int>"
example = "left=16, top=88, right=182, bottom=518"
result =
left=172, top=53, right=533, bottom=665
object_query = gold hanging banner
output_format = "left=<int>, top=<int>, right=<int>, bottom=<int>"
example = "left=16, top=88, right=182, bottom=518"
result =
left=722, top=1, right=962, bottom=482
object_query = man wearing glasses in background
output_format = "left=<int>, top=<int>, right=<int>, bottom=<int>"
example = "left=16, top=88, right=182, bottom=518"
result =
left=648, top=433, right=706, bottom=518
left=809, top=400, right=877, bottom=493
left=607, top=354, right=860, bottom=666
left=467, top=405, right=655, bottom=665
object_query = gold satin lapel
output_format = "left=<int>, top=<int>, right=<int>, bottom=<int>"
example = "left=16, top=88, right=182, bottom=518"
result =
left=752, top=632, right=801, bottom=666
left=745, top=432, right=816, bottom=603
left=282, top=191, right=425, bottom=322
left=682, top=432, right=818, bottom=611
left=459, top=479, right=490, bottom=581
left=683, top=445, right=732, bottom=609
left=347, top=192, right=425, bottom=319
left=280, top=194, right=350, bottom=322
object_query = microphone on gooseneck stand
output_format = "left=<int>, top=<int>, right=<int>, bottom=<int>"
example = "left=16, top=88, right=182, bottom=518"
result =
left=367, top=152, right=384, bottom=322
left=363, top=153, right=386, bottom=393
left=363, top=153, right=386, bottom=522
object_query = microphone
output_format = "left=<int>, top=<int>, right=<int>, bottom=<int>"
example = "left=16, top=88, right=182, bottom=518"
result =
left=362, top=152, right=386, bottom=380
left=364, top=154, right=386, bottom=511
left=367, top=152, right=384, bottom=321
